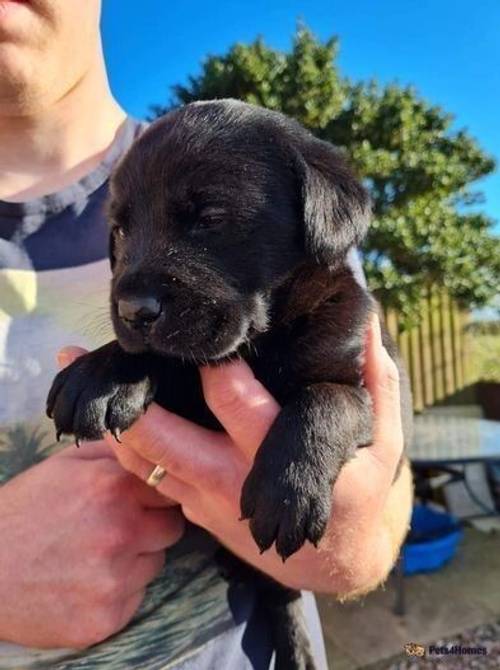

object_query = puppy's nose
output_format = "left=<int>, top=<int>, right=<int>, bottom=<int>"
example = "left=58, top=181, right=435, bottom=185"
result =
left=118, top=296, right=162, bottom=327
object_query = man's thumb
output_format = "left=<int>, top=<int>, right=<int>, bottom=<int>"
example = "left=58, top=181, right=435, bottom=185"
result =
left=200, top=360, right=280, bottom=461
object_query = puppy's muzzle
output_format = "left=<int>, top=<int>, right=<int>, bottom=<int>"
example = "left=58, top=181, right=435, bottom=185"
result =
left=118, top=296, right=162, bottom=329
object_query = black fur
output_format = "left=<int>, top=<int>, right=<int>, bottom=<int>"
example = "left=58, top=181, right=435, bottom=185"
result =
left=47, top=100, right=412, bottom=669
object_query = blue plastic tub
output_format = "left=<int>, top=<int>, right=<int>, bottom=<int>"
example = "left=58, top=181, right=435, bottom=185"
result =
left=402, top=505, right=463, bottom=576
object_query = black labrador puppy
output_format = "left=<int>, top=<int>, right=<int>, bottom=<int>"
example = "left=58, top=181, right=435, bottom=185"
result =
left=47, top=100, right=412, bottom=669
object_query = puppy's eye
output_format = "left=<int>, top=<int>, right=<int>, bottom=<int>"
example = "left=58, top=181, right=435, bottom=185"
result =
left=195, top=207, right=226, bottom=231
left=113, top=226, right=126, bottom=240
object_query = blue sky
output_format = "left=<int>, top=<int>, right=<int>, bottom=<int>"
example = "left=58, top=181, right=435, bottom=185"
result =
left=101, top=0, right=499, bottom=229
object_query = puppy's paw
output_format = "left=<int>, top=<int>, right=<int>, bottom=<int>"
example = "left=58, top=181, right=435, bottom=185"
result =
left=240, top=456, right=332, bottom=561
left=46, top=343, right=156, bottom=444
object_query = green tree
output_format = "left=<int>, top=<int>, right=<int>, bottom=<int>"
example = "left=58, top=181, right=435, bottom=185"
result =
left=152, top=27, right=499, bottom=324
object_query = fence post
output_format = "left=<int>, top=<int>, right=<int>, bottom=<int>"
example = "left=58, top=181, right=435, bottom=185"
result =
left=387, top=290, right=469, bottom=411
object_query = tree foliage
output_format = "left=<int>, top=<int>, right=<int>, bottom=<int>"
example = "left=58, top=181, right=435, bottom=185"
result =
left=152, top=28, right=499, bottom=323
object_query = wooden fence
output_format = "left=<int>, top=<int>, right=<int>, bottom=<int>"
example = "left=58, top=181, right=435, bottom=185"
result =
left=383, top=291, right=473, bottom=412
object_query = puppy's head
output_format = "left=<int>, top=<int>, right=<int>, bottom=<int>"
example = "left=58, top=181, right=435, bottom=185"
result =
left=108, top=100, right=370, bottom=361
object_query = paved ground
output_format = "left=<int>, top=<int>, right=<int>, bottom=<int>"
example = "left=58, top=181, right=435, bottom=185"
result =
left=317, top=527, right=500, bottom=669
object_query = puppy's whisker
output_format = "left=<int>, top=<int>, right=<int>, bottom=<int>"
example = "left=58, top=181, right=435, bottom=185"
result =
left=164, top=329, right=180, bottom=342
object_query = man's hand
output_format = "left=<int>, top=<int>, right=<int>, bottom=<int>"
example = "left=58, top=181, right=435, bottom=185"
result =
left=57, top=313, right=412, bottom=597
left=0, top=442, right=185, bottom=649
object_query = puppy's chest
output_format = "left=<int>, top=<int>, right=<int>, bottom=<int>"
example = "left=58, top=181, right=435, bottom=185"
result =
left=153, top=311, right=364, bottom=430
left=152, top=333, right=302, bottom=430
left=244, top=331, right=303, bottom=403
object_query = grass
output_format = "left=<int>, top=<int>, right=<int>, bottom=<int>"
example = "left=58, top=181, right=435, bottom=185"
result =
left=467, top=325, right=500, bottom=383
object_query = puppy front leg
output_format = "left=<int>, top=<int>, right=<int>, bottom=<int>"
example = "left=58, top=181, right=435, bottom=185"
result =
left=46, top=340, right=158, bottom=444
left=240, top=383, right=372, bottom=561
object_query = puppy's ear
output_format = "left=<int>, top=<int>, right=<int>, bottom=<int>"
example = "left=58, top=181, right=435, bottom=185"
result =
left=294, top=136, right=371, bottom=264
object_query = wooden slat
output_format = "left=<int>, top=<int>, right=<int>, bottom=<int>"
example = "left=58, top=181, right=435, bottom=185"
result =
left=429, top=289, right=445, bottom=402
left=449, top=301, right=464, bottom=389
left=385, top=309, right=399, bottom=342
left=419, top=291, right=435, bottom=407
left=398, top=327, right=411, bottom=394
left=410, top=324, right=424, bottom=412
left=460, top=311, right=474, bottom=386
left=440, top=292, right=456, bottom=396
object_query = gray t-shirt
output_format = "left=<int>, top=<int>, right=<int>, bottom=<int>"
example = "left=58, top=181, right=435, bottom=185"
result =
left=0, top=118, right=329, bottom=670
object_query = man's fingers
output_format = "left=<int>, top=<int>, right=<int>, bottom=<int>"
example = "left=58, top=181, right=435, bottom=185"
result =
left=117, top=404, right=245, bottom=493
left=117, top=589, right=147, bottom=633
left=122, top=553, right=164, bottom=599
left=200, top=359, right=280, bottom=461
left=128, top=471, right=181, bottom=509
left=136, top=508, right=185, bottom=553
left=332, top=315, right=405, bottom=517
left=106, top=436, right=191, bottom=507
left=56, top=439, right=115, bottom=461
left=57, top=346, right=88, bottom=369
left=109, top=437, right=162, bottom=486
left=363, top=312, right=404, bottom=472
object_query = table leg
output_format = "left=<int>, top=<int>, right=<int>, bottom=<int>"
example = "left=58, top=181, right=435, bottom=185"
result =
left=393, top=553, right=406, bottom=616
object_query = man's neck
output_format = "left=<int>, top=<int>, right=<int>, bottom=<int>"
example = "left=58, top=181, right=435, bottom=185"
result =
left=0, top=51, right=127, bottom=202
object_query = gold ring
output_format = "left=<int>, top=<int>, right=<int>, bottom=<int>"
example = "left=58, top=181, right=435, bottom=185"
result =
left=146, top=464, right=167, bottom=487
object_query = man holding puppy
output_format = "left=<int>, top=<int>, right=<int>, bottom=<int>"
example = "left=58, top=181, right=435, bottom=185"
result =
left=0, top=1, right=412, bottom=668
